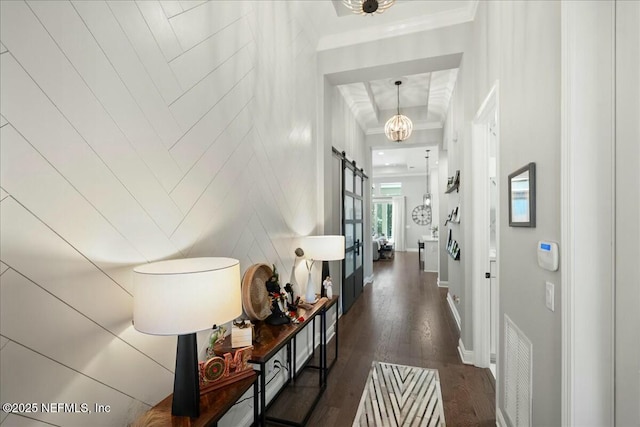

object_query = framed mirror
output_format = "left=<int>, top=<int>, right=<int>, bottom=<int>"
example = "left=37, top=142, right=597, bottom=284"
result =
left=508, top=162, right=536, bottom=227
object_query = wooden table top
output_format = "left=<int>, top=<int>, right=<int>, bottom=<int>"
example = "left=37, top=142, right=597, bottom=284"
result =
left=134, top=371, right=257, bottom=427
left=215, top=296, right=338, bottom=363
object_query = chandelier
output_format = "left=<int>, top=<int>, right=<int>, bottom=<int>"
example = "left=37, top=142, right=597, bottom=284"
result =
left=385, top=80, right=413, bottom=142
left=342, top=0, right=395, bottom=15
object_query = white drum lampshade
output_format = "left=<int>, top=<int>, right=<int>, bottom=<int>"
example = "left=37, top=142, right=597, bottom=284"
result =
left=133, top=257, right=241, bottom=335
left=301, top=235, right=345, bottom=262
left=133, top=257, right=241, bottom=417
left=301, top=236, right=345, bottom=303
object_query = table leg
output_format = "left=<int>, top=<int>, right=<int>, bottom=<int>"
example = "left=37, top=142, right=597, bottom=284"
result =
left=253, top=375, right=259, bottom=427
left=320, top=306, right=326, bottom=386
left=312, top=316, right=316, bottom=358
left=335, top=305, right=339, bottom=367
left=290, top=341, right=294, bottom=382
left=260, top=363, right=266, bottom=426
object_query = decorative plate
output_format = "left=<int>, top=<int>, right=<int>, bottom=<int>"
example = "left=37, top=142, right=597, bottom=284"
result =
left=241, top=263, right=273, bottom=321
left=202, top=356, right=226, bottom=382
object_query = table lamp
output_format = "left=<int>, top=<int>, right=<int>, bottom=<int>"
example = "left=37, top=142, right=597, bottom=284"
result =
left=300, top=236, right=345, bottom=303
left=133, top=258, right=241, bottom=418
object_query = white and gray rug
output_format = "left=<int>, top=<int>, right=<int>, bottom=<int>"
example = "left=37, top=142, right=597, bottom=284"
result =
left=353, top=361, right=446, bottom=427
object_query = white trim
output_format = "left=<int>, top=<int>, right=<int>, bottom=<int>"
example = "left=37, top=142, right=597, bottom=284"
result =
left=366, top=121, right=443, bottom=135
left=472, top=82, right=499, bottom=122
left=423, top=269, right=438, bottom=273
left=371, top=171, right=441, bottom=179
left=447, top=292, right=461, bottom=331
left=496, top=408, right=508, bottom=427
left=560, top=3, right=573, bottom=424
left=317, top=2, right=478, bottom=51
left=405, top=248, right=419, bottom=253
left=364, top=274, right=374, bottom=284
left=561, top=2, right=616, bottom=426
left=457, top=338, right=474, bottom=365
left=437, top=280, right=448, bottom=288
left=468, top=0, right=479, bottom=21
left=470, top=81, right=499, bottom=370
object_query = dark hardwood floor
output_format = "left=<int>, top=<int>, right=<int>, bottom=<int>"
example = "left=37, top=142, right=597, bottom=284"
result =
left=304, top=251, right=496, bottom=427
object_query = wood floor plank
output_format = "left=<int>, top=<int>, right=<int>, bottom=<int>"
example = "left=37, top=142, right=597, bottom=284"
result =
left=304, top=252, right=495, bottom=427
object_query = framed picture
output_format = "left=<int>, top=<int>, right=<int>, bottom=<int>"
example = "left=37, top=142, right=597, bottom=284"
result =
left=508, top=162, right=536, bottom=227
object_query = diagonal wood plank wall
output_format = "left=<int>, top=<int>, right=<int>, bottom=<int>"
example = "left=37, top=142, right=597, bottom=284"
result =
left=0, top=1, right=327, bottom=425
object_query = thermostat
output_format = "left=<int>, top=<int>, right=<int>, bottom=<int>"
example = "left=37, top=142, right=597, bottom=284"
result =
left=537, top=241, right=559, bottom=271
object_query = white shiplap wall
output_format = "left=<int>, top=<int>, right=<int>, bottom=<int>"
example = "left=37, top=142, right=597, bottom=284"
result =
left=0, top=1, right=321, bottom=425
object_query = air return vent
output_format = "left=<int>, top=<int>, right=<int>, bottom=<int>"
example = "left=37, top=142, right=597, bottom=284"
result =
left=504, top=314, right=532, bottom=427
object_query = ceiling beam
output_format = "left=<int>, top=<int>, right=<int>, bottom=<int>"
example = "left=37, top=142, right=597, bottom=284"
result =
left=363, top=82, right=380, bottom=123
left=424, top=72, right=432, bottom=119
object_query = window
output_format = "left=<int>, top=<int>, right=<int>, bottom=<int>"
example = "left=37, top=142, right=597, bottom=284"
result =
left=379, top=182, right=402, bottom=196
left=372, top=200, right=393, bottom=239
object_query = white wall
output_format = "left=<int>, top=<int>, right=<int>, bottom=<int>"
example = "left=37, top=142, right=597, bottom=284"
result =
left=372, top=173, right=439, bottom=250
left=0, top=1, right=325, bottom=425
left=475, top=2, right=562, bottom=425
left=330, top=86, right=370, bottom=285
left=438, top=151, right=449, bottom=283
left=444, top=75, right=469, bottom=343
left=444, top=1, right=563, bottom=424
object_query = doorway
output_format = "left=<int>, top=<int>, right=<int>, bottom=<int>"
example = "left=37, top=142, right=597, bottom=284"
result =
left=471, top=82, right=500, bottom=378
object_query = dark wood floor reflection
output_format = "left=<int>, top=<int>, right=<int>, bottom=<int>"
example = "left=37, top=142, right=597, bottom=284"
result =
left=305, top=252, right=496, bottom=427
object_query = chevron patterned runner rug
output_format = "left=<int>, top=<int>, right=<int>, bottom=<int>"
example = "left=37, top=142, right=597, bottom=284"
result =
left=353, top=362, right=446, bottom=427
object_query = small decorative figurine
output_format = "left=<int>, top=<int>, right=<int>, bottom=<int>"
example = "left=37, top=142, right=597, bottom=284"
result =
left=206, top=324, right=227, bottom=358
left=322, top=276, right=333, bottom=299
left=265, top=265, right=290, bottom=325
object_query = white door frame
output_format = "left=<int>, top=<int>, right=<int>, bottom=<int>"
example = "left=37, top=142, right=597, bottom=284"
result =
left=471, top=81, right=500, bottom=371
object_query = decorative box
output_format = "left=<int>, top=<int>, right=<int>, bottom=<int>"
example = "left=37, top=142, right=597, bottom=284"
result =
left=231, top=320, right=253, bottom=348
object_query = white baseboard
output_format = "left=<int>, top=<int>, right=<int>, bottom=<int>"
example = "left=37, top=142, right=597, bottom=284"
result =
left=457, top=338, right=474, bottom=365
left=447, top=292, right=461, bottom=331
left=424, top=269, right=438, bottom=273
left=406, top=248, right=419, bottom=252
left=364, top=274, right=374, bottom=284
left=496, top=408, right=508, bottom=427
left=437, top=279, right=449, bottom=288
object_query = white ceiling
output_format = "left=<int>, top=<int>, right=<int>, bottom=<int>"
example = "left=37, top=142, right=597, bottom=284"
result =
left=372, top=146, right=439, bottom=176
left=310, top=1, right=471, bottom=177
left=337, top=69, right=458, bottom=132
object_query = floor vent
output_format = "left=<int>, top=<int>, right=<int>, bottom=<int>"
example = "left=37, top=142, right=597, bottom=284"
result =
left=504, top=314, right=532, bottom=427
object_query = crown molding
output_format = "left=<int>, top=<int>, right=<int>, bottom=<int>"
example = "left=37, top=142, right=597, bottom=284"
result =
left=317, top=1, right=478, bottom=52
left=366, top=121, right=443, bottom=136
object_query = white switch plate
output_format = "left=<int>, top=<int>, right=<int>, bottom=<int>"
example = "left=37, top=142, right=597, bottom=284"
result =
left=545, top=282, right=555, bottom=312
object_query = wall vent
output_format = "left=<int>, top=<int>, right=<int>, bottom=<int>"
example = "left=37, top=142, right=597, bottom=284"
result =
left=504, top=314, right=532, bottom=427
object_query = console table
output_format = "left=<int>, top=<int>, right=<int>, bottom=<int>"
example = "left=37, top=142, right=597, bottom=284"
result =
left=134, top=371, right=258, bottom=427
left=215, top=296, right=339, bottom=426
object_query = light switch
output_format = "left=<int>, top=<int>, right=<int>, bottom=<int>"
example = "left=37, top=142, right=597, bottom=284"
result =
left=545, top=282, right=555, bottom=312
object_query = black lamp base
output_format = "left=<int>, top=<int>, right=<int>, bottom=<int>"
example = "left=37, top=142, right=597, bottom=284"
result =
left=320, top=261, right=330, bottom=298
left=172, top=333, right=200, bottom=417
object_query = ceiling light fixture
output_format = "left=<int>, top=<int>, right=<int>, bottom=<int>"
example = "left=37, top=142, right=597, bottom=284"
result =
left=342, top=0, right=395, bottom=15
left=423, top=150, right=432, bottom=207
left=385, top=81, right=413, bottom=142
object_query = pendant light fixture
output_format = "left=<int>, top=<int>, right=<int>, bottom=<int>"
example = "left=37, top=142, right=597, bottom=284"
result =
left=385, top=80, right=413, bottom=142
left=423, top=150, right=431, bottom=207
left=342, top=0, right=395, bottom=15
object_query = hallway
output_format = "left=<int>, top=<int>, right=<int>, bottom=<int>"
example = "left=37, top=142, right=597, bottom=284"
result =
left=308, top=252, right=495, bottom=426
